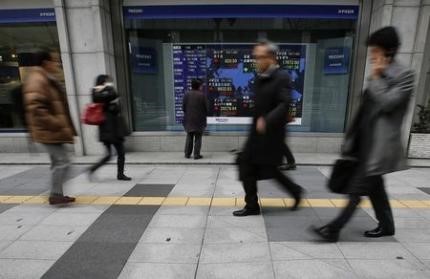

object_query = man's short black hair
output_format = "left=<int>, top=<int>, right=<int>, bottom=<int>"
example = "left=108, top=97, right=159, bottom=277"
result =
left=256, top=39, right=279, bottom=58
left=367, top=26, right=401, bottom=58
left=191, top=78, right=203, bottom=90
left=34, top=50, right=52, bottom=66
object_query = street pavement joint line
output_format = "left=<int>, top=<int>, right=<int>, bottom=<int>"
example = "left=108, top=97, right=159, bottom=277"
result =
left=2, top=195, right=430, bottom=208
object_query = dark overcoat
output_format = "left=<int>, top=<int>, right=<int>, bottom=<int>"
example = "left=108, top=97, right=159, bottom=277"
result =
left=182, top=90, right=208, bottom=133
left=239, top=68, right=292, bottom=180
left=92, top=85, right=129, bottom=144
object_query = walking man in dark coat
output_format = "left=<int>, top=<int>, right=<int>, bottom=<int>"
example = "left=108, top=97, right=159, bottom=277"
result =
left=311, top=27, right=415, bottom=242
left=233, top=40, right=304, bottom=217
left=183, top=78, right=208, bottom=160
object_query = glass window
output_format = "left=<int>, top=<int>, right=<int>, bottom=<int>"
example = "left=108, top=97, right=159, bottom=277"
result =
left=124, top=6, right=358, bottom=133
left=0, top=22, right=61, bottom=131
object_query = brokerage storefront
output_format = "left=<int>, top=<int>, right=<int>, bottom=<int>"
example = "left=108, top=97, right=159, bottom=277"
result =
left=122, top=2, right=361, bottom=133
left=1, top=0, right=428, bottom=156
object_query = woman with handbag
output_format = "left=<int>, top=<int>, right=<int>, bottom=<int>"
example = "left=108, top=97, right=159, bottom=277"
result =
left=311, top=27, right=415, bottom=242
left=88, top=75, right=131, bottom=181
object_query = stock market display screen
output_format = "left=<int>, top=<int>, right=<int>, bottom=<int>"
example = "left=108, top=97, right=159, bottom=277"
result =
left=173, top=44, right=306, bottom=125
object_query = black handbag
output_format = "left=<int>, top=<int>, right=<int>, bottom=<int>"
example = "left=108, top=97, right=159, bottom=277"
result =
left=327, top=159, right=359, bottom=194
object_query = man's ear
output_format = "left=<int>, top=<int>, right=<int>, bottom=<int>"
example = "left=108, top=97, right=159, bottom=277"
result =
left=41, top=60, right=49, bottom=68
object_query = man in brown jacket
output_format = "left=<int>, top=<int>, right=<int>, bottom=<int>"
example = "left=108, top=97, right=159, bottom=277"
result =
left=23, top=50, right=77, bottom=205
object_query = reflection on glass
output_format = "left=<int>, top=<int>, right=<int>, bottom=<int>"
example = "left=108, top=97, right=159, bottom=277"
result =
left=125, top=18, right=357, bottom=132
left=0, top=24, right=61, bottom=130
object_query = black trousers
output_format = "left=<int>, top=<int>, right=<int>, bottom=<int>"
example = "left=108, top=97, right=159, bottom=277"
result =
left=90, top=142, right=126, bottom=176
left=329, top=175, right=395, bottom=232
left=282, top=142, right=296, bottom=165
left=242, top=164, right=302, bottom=210
left=185, top=132, right=202, bottom=157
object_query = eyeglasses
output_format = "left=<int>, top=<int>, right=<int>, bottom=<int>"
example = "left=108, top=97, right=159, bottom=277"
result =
left=253, top=55, right=271, bottom=60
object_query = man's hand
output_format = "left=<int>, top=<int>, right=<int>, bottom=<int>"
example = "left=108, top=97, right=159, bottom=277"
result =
left=371, top=55, right=389, bottom=80
left=256, top=117, right=266, bottom=134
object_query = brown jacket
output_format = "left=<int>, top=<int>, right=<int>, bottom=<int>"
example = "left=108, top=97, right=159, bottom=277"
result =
left=23, top=68, right=77, bottom=144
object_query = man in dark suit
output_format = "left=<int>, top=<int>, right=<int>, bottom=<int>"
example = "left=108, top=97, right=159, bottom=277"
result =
left=182, top=79, right=208, bottom=160
left=280, top=142, right=297, bottom=170
left=233, top=40, right=304, bottom=217
left=311, top=27, right=415, bottom=242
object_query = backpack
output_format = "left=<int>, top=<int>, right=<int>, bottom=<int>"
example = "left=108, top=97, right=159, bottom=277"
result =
left=81, top=103, right=105, bottom=125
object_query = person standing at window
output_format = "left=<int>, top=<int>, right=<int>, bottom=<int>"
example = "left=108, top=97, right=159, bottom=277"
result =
left=89, top=75, right=131, bottom=181
left=182, top=78, right=208, bottom=160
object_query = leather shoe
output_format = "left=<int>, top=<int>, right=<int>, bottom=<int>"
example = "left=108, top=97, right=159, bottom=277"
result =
left=49, top=195, right=76, bottom=205
left=117, top=174, right=132, bottom=181
left=364, top=226, right=394, bottom=238
left=194, top=155, right=203, bottom=160
left=279, top=163, right=297, bottom=171
left=291, top=187, right=305, bottom=211
left=310, top=225, right=340, bottom=242
left=233, top=208, right=261, bottom=217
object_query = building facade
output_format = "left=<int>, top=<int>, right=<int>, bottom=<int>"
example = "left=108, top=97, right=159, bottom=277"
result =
left=0, top=0, right=429, bottom=156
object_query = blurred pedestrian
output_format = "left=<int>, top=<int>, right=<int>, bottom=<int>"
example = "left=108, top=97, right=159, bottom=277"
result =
left=311, top=26, right=415, bottom=242
left=88, top=75, right=131, bottom=181
left=279, top=142, right=297, bottom=170
left=182, top=78, right=208, bottom=160
left=233, top=40, right=304, bottom=217
left=23, top=50, right=77, bottom=205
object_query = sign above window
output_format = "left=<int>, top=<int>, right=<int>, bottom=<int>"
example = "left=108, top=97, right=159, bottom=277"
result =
left=123, top=5, right=359, bottom=20
left=0, top=9, right=56, bottom=24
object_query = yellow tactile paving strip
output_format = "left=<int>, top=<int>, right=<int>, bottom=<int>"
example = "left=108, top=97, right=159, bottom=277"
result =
left=1, top=195, right=430, bottom=209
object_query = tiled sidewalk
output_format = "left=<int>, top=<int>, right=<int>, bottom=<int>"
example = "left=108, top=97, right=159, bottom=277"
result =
left=0, top=165, right=430, bottom=278
left=0, top=152, right=429, bottom=168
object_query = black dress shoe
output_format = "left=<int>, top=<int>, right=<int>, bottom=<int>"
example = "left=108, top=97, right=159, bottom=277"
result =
left=291, top=187, right=305, bottom=211
left=194, top=155, right=203, bottom=160
left=310, top=225, right=340, bottom=242
left=364, top=226, right=394, bottom=238
left=185, top=155, right=191, bottom=159
left=49, top=195, right=76, bottom=205
left=233, top=208, right=261, bottom=217
left=280, top=163, right=297, bottom=171
left=117, top=174, right=132, bottom=181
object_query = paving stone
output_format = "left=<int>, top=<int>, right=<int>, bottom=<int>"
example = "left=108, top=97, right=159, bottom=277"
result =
left=139, top=227, right=205, bottom=244
left=338, top=242, right=415, bottom=260
left=156, top=205, right=209, bottom=216
left=200, top=242, right=271, bottom=264
left=20, top=225, right=88, bottom=242
left=196, top=262, right=274, bottom=279
left=118, top=263, right=197, bottom=279
left=0, top=241, right=73, bottom=260
left=207, top=215, right=265, bottom=228
left=347, top=259, right=430, bottom=279
left=270, top=242, right=344, bottom=260
left=273, top=259, right=356, bottom=279
left=128, top=243, right=201, bottom=264
left=0, top=224, right=33, bottom=241
left=0, top=259, right=54, bottom=279
left=204, top=227, right=267, bottom=244
left=403, top=243, right=430, bottom=260
left=148, top=214, right=207, bottom=228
